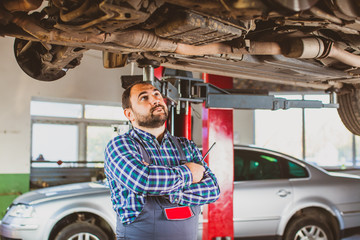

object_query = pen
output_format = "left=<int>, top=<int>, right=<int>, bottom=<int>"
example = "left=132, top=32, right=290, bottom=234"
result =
left=201, top=142, right=216, bottom=162
left=180, top=142, right=216, bottom=166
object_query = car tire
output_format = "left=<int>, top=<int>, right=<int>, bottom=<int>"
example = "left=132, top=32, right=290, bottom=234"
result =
left=54, top=222, right=109, bottom=240
left=283, top=214, right=334, bottom=240
left=13, top=38, right=83, bottom=82
left=338, top=86, right=360, bottom=135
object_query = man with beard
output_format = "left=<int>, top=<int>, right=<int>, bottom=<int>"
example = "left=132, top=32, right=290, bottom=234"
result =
left=104, top=82, right=220, bottom=240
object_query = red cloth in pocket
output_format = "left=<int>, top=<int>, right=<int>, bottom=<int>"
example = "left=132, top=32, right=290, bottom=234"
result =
left=164, top=206, right=194, bottom=220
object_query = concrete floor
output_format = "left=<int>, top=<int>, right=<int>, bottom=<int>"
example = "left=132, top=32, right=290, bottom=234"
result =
left=343, top=235, right=360, bottom=240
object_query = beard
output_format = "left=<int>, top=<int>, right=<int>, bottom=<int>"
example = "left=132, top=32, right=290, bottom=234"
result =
left=134, top=104, right=169, bottom=128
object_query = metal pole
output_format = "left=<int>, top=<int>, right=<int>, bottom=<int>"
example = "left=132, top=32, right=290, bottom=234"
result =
left=353, top=134, right=356, bottom=167
left=302, top=95, right=306, bottom=160
left=130, top=62, right=135, bottom=76
left=170, top=103, right=175, bottom=135
left=143, top=65, right=155, bottom=84
left=329, top=92, right=335, bottom=104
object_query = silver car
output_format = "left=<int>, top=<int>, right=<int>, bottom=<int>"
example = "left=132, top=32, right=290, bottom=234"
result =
left=1, top=145, right=360, bottom=240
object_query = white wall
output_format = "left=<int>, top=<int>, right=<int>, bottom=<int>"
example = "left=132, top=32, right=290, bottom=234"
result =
left=0, top=37, right=141, bottom=174
left=233, top=110, right=254, bottom=145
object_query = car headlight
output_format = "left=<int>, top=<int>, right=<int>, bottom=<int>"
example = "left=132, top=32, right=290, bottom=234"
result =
left=7, top=204, right=35, bottom=218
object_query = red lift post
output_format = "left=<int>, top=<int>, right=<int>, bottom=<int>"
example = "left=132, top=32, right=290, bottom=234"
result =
left=156, top=67, right=234, bottom=239
left=202, top=74, right=234, bottom=240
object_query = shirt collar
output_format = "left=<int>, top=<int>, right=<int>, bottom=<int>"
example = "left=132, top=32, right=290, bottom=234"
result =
left=130, top=127, right=170, bottom=144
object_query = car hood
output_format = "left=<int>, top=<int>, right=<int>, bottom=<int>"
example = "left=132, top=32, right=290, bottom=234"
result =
left=13, top=181, right=109, bottom=205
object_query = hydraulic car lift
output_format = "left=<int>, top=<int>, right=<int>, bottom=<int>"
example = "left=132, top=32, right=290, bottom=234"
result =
left=127, top=65, right=338, bottom=113
left=121, top=66, right=338, bottom=240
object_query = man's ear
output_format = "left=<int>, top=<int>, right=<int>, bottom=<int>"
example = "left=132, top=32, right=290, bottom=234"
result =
left=124, top=108, right=135, bottom=122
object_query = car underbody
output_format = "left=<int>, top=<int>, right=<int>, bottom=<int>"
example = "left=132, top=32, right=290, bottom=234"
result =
left=1, top=0, right=360, bottom=134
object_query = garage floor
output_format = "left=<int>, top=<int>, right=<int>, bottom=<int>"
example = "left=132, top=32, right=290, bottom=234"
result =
left=344, top=235, right=360, bottom=240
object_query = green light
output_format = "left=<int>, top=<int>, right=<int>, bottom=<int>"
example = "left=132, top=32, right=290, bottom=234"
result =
left=260, top=155, right=278, bottom=162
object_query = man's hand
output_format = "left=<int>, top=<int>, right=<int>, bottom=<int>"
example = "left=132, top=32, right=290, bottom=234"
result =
left=184, top=162, right=205, bottom=183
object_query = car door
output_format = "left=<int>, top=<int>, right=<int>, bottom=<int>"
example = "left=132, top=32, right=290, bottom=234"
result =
left=233, top=148, right=293, bottom=238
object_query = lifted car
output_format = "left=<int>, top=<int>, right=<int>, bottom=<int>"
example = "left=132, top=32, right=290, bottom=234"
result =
left=1, top=0, right=360, bottom=134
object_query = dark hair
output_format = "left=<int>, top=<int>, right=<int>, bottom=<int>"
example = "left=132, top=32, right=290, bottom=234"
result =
left=122, top=82, right=151, bottom=109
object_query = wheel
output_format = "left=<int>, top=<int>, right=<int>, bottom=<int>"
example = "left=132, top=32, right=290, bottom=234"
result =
left=284, top=214, right=334, bottom=240
left=337, top=86, right=360, bottom=135
left=54, top=222, right=109, bottom=240
left=13, top=38, right=84, bottom=81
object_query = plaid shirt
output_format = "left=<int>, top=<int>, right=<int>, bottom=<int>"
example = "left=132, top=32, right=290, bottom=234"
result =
left=104, top=127, right=220, bottom=224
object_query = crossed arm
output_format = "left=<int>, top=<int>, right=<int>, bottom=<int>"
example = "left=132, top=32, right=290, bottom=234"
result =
left=104, top=136, right=220, bottom=206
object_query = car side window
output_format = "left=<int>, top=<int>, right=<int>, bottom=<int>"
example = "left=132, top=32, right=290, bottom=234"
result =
left=234, top=153, right=246, bottom=181
left=234, top=150, right=282, bottom=181
left=288, top=161, right=309, bottom=178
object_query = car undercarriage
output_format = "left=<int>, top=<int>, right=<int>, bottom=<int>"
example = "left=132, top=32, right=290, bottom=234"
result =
left=1, top=0, right=360, bottom=135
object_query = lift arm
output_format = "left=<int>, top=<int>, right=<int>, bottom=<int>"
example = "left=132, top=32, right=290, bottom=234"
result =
left=121, top=75, right=338, bottom=110
left=159, top=76, right=339, bottom=110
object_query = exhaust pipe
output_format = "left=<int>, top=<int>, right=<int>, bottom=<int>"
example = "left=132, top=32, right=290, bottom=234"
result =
left=2, top=0, right=43, bottom=12
left=281, top=37, right=360, bottom=68
left=177, top=37, right=360, bottom=69
left=12, top=14, right=177, bottom=52
left=281, top=38, right=327, bottom=59
left=175, top=41, right=282, bottom=56
left=105, top=30, right=178, bottom=52
left=10, top=12, right=360, bottom=68
left=327, top=44, right=360, bottom=68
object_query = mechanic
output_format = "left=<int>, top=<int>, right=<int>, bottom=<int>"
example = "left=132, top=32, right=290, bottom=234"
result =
left=104, top=82, right=220, bottom=240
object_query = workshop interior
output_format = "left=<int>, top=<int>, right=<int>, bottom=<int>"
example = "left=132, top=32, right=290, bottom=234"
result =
left=1, top=0, right=360, bottom=239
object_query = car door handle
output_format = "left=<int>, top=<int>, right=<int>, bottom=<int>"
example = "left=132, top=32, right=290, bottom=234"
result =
left=277, top=189, right=291, bottom=198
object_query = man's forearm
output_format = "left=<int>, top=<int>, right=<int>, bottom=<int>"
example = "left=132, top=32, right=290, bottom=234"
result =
left=144, top=165, right=194, bottom=195
left=168, top=172, right=220, bottom=206
left=105, top=157, right=194, bottom=196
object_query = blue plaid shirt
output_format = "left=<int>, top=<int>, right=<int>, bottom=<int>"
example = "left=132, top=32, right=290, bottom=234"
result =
left=104, top=127, right=220, bottom=224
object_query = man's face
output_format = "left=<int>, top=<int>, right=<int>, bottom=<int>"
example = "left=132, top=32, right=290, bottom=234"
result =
left=126, top=83, right=168, bottom=128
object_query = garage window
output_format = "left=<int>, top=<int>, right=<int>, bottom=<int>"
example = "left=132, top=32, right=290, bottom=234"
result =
left=255, top=95, right=303, bottom=159
left=31, top=123, right=78, bottom=167
left=304, top=95, right=355, bottom=167
left=30, top=99, right=129, bottom=168
left=31, top=101, right=82, bottom=118
left=255, top=94, right=359, bottom=168
left=87, top=126, right=115, bottom=166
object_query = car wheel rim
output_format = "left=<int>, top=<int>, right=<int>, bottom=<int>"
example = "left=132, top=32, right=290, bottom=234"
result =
left=294, top=225, right=328, bottom=240
left=68, top=232, right=100, bottom=240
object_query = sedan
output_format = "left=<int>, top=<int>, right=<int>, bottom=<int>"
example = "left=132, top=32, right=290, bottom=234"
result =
left=1, top=145, right=360, bottom=240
